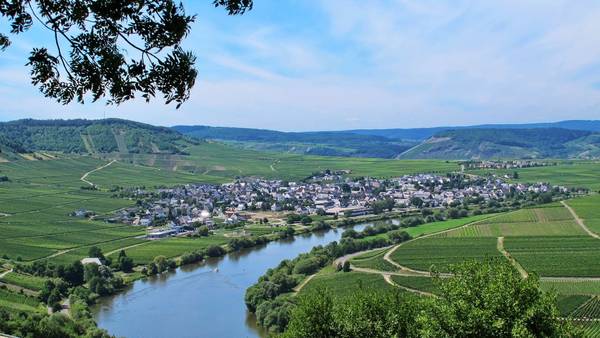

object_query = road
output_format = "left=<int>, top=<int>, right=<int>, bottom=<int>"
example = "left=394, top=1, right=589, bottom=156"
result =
left=80, top=159, right=116, bottom=186
left=497, top=236, right=528, bottom=278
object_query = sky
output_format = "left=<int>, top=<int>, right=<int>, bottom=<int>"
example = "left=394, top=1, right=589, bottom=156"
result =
left=1, top=0, right=600, bottom=131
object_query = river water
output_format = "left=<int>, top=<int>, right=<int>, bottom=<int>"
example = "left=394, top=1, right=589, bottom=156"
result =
left=92, top=223, right=369, bottom=338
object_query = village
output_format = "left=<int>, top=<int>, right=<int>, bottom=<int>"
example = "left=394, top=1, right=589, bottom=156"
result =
left=86, top=171, right=562, bottom=240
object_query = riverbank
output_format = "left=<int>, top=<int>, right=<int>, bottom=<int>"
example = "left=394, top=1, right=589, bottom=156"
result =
left=92, top=222, right=373, bottom=337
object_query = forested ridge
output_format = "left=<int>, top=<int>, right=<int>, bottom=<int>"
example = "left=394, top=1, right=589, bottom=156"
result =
left=0, top=119, right=195, bottom=155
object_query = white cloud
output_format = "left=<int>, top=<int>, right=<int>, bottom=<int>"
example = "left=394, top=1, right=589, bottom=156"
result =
left=2, top=0, right=600, bottom=130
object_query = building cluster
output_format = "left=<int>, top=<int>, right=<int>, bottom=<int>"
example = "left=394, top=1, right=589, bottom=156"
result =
left=462, top=160, right=556, bottom=170
left=104, top=172, right=559, bottom=239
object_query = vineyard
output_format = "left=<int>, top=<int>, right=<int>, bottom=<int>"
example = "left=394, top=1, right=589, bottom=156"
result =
left=504, top=236, right=600, bottom=277
left=438, top=206, right=584, bottom=238
left=351, top=249, right=398, bottom=272
left=567, top=195, right=600, bottom=236
left=389, top=237, right=501, bottom=273
left=541, top=280, right=600, bottom=296
left=571, top=297, right=600, bottom=319
left=390, top=276, right=438, bottom=294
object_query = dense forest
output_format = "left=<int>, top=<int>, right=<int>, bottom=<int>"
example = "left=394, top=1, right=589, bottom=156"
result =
left=400, top=128, right=600, bottom=159
left=0, top=119, right=195, bottom=155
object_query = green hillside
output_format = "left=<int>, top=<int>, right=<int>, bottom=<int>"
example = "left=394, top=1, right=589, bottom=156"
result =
left=400, top=128, right=599, bottom=160
left=0, top=119, right=196, bottom=155
left=173, top=125, right=417, bottom=158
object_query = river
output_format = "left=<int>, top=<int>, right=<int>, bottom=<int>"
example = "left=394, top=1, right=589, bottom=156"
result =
left=92, top=223, right=369, bottom=338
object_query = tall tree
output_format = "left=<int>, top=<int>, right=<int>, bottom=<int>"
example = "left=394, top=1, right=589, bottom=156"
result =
left=0, top=0, right=252, bottom=107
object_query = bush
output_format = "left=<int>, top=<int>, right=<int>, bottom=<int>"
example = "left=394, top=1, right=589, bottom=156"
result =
left=293, top=258, right=321, bottom=275
left=206, top=245, right=226, bottom=257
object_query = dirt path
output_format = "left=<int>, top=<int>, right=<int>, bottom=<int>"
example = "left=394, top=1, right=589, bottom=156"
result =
left=497, top=237, right=528, bottom=278
left=382, top=274, right=436, bottom=297
left=80, top=159, right=116, bottom=186
left=105, top=240, right=151, bottom=256
left=293, top=274, right=316, bottom=293
left=562, top=201, right=599, bottom=239
left=0, top=268, right=13, bottom=278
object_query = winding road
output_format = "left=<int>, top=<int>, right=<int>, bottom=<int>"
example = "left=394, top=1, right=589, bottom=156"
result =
left=328, top=203, right=600, bottom=296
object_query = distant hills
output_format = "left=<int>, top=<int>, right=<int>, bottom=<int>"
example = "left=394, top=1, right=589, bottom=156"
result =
left=1, top=118, right=600, bottom=160
left=344, top=120, right=600, bottom=141
left=398, top=128, right=600, bottom=159
left=0, top=119, right=196, bottom=157
left=174, top=120, right=600, bottom=159
left=172, top=125, right=417, bottom=158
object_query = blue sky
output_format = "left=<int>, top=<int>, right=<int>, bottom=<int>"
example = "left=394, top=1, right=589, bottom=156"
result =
left=1, top=0, right=600, bottom=131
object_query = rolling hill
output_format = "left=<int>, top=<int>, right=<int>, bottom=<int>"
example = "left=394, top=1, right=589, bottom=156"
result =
left=173, top=125, right=417, bottom=158
left=0, top=119, right=197, bottom=156
left=174, top=120, right=600, bottom=159
left=399, top=128, right=600, bottom=159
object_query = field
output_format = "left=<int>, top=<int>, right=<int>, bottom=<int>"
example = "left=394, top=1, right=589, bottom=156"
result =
left=403, top=214, right=494, bottom=238
left=122, top=236, right=230, bottom=264
left=541, top=280, right=600, bottom=296
left=349, top=215, right=496, bottom=272
left=579, top=322, right=600, bottom=337
left=566, top=195, right=600, bottom=235
left=440, top=206, right=584, bottom=238
left=390, top=276, right=438, bottom=294
left=0, top=272, right=52, bottom=291
left=469, top=161, right=600, bottom=190
left=389, top=237, right=502, bottom=273
left=570, top=297, right=600, bottom=319
left=299, top=270, right=396, bottom=299
left=504, top=237, right=600, bottom=277
left=0, top=146, right=461, bottom=264
left=556, top=295, right=591, bottom=317
left=110, top=142, right=460, bottom=181
left=0, top=288, right=42, bottom=313
left=350, top=249, right=398, bottom=272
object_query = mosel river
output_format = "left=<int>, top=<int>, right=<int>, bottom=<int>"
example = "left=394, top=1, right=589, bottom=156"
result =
left=92, top=223, right=369, bottom=338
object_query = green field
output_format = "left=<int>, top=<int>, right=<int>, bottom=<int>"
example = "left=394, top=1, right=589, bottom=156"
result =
left=0, top=146, right=461, bottom=265
left=571, top=297, right=600, bottom=319
left=469, top=161, right=600, bottom=190
left=579, top=322, right=600, bottom=337
left=566, top=195, right=600, bottom=235
left=0, top=288, right=41, bottom=313
left=111, top=142, right=460, bottom=181
left=440, top=206, right=584, bottom=238
left=504, top=237, right=600, bottom=277
left=0, top=272, right=52, bottom=291
left=390, top=276, right=438, bottom=294
left=350, top=249, right=398, bottom=272
left=403, top=214, right=494, bottom=238
left=555, top=295, right=591, bottom=317
left=541, top=280, right=600, bottom=296
left=123, top=236, right=230, bottom=264
left=389, top=237, right=502, bottom=273
left=300, top=270, right=396, bottom=299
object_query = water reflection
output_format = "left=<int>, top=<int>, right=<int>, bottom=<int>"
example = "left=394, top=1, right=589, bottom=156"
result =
left=93, top=223, right=368, bottom=338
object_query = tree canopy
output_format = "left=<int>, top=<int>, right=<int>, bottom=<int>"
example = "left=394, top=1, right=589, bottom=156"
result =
left=0, top=0, right=253, bottom=107
left=282, top=260, right=576, bottom=337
